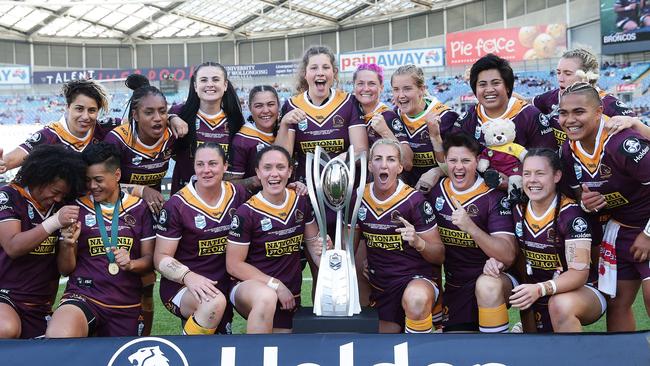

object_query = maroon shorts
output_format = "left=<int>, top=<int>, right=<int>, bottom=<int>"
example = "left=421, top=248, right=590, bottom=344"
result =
left=614, top=226, right=650, bottom=281
left=160, top=280, right=233, bottom=334
left=0, top=292, right=51, bottom=339
left=370, top=276, right=438, bottom=328
left=60, top=293, right=140, bottom=337
left=442, top=279, right=479, bottom=332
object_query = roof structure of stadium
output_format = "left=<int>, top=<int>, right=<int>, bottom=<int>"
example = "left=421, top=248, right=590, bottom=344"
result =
left=0, top=0, right=463, bottom=41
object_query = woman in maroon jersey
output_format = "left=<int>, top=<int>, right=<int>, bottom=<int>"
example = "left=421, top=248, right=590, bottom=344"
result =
left=0, top=145, right=85, bottom=338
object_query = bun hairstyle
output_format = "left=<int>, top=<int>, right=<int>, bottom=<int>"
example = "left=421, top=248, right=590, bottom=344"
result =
left=124, top=73, right=168, bottom=143
left=125, top=73, right=150, bottom=90
left=574, top=69, right=600, bottom=84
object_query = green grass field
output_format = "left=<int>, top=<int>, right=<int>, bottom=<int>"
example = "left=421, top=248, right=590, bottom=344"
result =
left=55, top=270, right=649, bottom=335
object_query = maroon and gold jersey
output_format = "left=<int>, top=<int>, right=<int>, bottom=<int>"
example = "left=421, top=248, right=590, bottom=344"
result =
left=19, top=116, right=115, bottom=154
left=397, top=97, right=458, bottom=186
left=228, top=189, right=314, bottom=296
left=360, top=102, right=409, bottom=148
left=227, top=122, right=275, bottom=179
left=429, top=177, right=514, bottom=285
left=65, top=194, right=155, bottom=307
left=157, top=181, right=249, bottom=297
left=453, top=97, right=556, bottom=150
left=561, top=122, right=650, bottom=228
left=513, top=196, right=595, bottom=284
left=170, top=103, right=231, bottom=193
left=533, top=88, right=634, bottom=147
left=355, top=181, right=437, bottom=291
left=281, top=89, right=365, bottom=182
left=0, top=184, right=60, bottom=305
left=104, top=123, right=175, bottom=190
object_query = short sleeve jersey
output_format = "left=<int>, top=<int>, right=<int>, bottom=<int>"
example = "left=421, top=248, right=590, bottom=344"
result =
left=0, top=184, right=61, bottom=304
left=227, top=122, right=275, bottom=178
left=104, top=123, right=175, bottom=190
left=355, top=181, right=437, bottom=291
left=532, top=88, right=635, bottom=147
left=513, top=197, right=596, bottom=284
left=19, top=116, right=116, bottom=154
left=228, top=189, right=314, bottom=295
left=157, top=181, right=249, bottom=286
left=453, top=97, right=556, bottom=150
left=398, top=97, right=459, bottom=186
left=429, top=177, right=514, bottom=285
left=280, top=89, right=365, bottom=182
left=560, top=122, right=650, bottom=228
left=360, top=102, right=409, bottom=148
left=65, top=194, right=155, bottom=307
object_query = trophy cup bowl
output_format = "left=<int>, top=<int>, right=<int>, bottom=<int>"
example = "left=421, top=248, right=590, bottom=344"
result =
left=322, top=159, right=349, bottom=210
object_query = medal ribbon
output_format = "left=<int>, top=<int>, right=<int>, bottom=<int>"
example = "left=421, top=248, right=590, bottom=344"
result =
left=93, top=197, right=120, bottom=266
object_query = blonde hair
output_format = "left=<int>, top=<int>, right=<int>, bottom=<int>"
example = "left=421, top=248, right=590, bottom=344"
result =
left=370, top=138, right=403, bottom=162
left=390, top=64, right=426, bottom=89
left=296, top=46, right=338, bottom=93
left=561, top=48, right=599, bottom=85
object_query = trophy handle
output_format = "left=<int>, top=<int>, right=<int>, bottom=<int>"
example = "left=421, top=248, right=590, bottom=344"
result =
left=305, top=153, right=326, bottom=244
left=312, top=146, right=330, bottom=248
left=346, top=148, right=366, bottom=315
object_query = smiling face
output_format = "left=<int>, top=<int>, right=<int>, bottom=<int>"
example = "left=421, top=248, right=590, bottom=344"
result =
left=256, top=150, right=292, bottom=200
left=475, top=69, right=509, bottom=114
left=522, top=155, right=561, bottom=204
left=250, top=90, right=279, bottom=133
left=66, top=94, right=100, bottom=138
left=369, top=143, right=403, bottom=195
left=30, top=178, right=70, bottom=210
left=305, top=53, right=335, bottom=102
left=354, top=69, right=382, bottom=109
left=556, top=57, right=583, bottom=91
left=558, top=93, right=602, bottom=143
left=193, top=146, right=226, bottom=190
left=133, top=93, right=168, bottom=142
left=194, top=66, right=227, bottom=103
left=86, top=162, right=121, bottom=203
left=445, top=146, right=479, bottom=191
left=391, top=74, right=425, bottom=115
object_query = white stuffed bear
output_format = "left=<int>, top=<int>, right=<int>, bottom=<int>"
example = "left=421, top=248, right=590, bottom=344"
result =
left=477, top=118, right=527, bottom=200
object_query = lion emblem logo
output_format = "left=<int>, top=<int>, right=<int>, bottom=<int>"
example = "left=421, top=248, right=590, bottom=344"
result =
left=128, top=346, right=170, bottom=366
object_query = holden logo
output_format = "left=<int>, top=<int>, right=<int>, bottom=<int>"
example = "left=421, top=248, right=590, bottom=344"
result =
left=623, top=137, right=641, bottom=154
left=107, top=337, right=188, bottom=366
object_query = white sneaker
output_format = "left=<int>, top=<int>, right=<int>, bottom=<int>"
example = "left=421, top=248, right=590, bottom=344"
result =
left=510, top=322, right=523, bottom=333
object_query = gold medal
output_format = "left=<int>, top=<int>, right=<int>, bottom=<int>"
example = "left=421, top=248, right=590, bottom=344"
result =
left=108, top=262, right=119, bottom=275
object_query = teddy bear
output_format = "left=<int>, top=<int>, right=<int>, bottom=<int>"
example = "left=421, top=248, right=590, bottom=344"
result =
left=477, top=118, right=527, bottom=203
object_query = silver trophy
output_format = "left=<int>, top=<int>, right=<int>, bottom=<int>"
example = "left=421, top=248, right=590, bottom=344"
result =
left=306, top=145, right=366, bottom=316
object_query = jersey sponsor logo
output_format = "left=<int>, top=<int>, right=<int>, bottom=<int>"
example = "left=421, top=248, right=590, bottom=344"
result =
left=88, top=236, right=133, bottom=256
left=358, top=206, right=367, bottom=221
left=85, top=213, right=96, bottom=227
left=412, top=151, right=435, bottom=167
left=391, top=118, right=403, bottom=132
left=265, top=234, right=303, bottom=257
left=500, top=196, right=511, bottom=210
left=524, top=249, right=560, bottom=270
left=130, top=171, right=166, bottom=186
left=194, top=214, right=207, bottom=229
left=538, top=113, right=550, bottom=127
left=620, top=137, right=649, bottom=163
left=363, top=232, right=403, bottom=251
left=132, top=155, right=143, bottom=166
left=256, top=143, right=265, bottom=152
left=198, top=237, right=227, bottom=256
left=27, top=205, right=34, bottom=219
left=158, top=209, right=168, bottom=226
left=573, top=163, right=582, bottom=180
left=29, top=235, right=57, bottom=255
left=599, top=164, right=612, bottom=179
left=390, top=210, right=403, bottom=224
left=603, top=191, right=629, bottom=209
left=439, top=227, right=477, bottom=248
left=0, top=192, right=9, bottom=205
left=261, top=217, right=272, bottom=231
left=230, top=215, right=240, bottom=230
left=466, top=203, right=480, bottom=217
left=28, top=132, right=41, bottom=143
left=571, top=217, right=588, bottom=233
left=295, top=209, right=304, bottom=223
left=107, top=337, right=188, bottom=366
left=124, top=214, right=136, bottom=227
left=423, top=201, right=434, bottom=216
left=553, top=128, right=567, bottom=146
left=299, top=139, right=345, bottom=154
left=435, top=196, right=445, bottom=211
left=332, top=115, right=345, bottom=128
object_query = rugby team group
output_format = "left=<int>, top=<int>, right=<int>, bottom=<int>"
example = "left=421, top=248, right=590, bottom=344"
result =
left=0, top=45, right=648, bottom=338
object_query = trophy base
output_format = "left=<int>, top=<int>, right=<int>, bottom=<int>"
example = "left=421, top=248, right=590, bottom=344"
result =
left=293, top=306, right=378, bottom=334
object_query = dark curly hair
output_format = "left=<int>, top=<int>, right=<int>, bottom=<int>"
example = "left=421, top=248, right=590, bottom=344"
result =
left=81, top=142, right=121, bottom=172
left=14, top=145, right=87, bottom=201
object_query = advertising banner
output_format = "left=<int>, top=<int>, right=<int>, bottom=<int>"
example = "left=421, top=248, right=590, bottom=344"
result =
left=0, top=332, right=648, bottom=366
left=0, top=66, right=30, bottom=85
left=446, top=24, right=567, bottom=65
left=600, top=0, right=650, bottom=54
left=339, top=48, right=444, bottom=72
